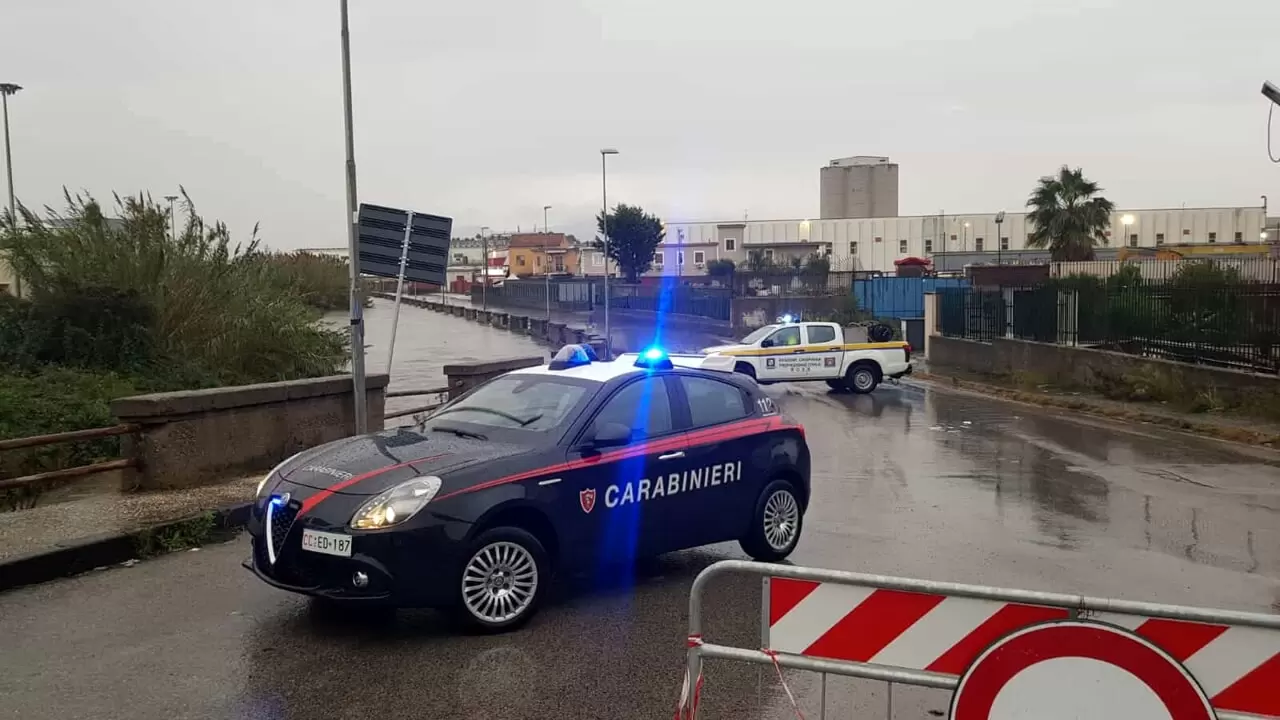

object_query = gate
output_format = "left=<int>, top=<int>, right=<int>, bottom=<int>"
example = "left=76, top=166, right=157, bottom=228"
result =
left=677, top=560, right=1280, bottom=719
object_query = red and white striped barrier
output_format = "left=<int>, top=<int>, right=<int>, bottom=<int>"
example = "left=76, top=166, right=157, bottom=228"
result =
left=674, top=561, right=1280, bottom=720
left=766, top=577, right=1280, bottom=719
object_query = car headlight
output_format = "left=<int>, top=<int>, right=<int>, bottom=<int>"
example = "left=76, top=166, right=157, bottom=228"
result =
left=350, top=476, right=443, bottom=530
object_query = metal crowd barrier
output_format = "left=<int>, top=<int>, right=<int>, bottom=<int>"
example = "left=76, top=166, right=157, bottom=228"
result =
left=678, top=560, right=1280, bottom=720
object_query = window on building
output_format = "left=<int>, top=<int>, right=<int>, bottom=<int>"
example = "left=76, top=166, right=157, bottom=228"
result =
left=924, top=239, right=934, bottom=254
left=1156, top=233, right=1165, bottom=244
left=1235, top=231, right=1244, bottom=242
left=898, top=239, right=908, bottom=253
left=764, top=249, right=775, bottom=259
left=517, top=255, right=526, bottom=266
left=1128, top=234, right=1138, bottom=247
left=653, top=252, right=663, bottom=266
left=694, top=251, right=705, bottom=264
left=1000, top=236, right=1010, bottom=250
left=874, top=236, right=883, bottom=244
left=724, top=238, right=736, bottom=251
left=593, top=254, right=603, bottom=266
left=849, top=241, right=858, bottom=255
left=975, top=237, right=985, bottom=252
left=679, top=376, right=750, bottom=428
left=453, top=253, right=467, bottom=263
left=1208, top=232, right=1217, bottom=244
left=951, top=234, right=958, bottom=242
left=1182, top=229, right=1191, bottom=236
left=677, top=251, right=685, bottom=266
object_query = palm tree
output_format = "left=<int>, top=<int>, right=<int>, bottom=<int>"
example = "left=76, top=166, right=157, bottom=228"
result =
left=1025, top=166, right=1116, bottom=261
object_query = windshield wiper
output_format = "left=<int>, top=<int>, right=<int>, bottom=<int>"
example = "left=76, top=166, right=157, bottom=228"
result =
left=431, top=426, right=488, bottom=441
left=517, top=413, right=544, bottom=427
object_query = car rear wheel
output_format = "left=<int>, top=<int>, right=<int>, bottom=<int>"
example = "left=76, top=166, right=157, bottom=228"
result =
left=740, top=479, right=803, bottom=562
left=453, top=527, right=547, bottom=633
left=847, top=363, right=879, bottom=394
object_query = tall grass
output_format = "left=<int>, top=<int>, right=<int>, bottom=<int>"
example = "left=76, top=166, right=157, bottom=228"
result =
left=2, top=190, right=347, bottom=386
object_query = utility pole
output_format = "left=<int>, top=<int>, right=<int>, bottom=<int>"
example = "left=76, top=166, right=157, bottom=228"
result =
left=600, top=148, right=618, bottom=357
left=164, top=195, right=179, bottom=241
left=339, top=0, right=367, bottom=435
left=995, top=211, right=1005, bottom=266
left=1, top=83, right=22, bottom=298
left=480, top=226, right=490, bottom=311
left=543, top=205, right=552, bottom=320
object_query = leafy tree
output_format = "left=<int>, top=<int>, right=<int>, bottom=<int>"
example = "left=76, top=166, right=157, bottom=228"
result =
left=1025, top=166, right=1116, bottom=261
left=594, top=204, right=664, bottom=283
left=745, top=251, right=774, bottom=272
left=804, top=254, right=831, bottom=274
left=706, top=259, right=735, bottom=277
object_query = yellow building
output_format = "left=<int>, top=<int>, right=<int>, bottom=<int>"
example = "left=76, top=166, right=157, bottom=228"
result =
left=507, top=233, right=581, bottom=277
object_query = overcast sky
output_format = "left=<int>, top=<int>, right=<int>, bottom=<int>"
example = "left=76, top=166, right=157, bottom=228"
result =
left=3, top=0, right=1278, bottom=250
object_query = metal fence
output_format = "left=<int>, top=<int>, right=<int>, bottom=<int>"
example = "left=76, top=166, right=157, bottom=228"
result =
left=937, top=284, right=1280, bottom=374
left=677, top=560, right=1280, bottom=720
left=730, top=270, right=855, bottom=298
left=1052, top=256, right=1280, bottom=283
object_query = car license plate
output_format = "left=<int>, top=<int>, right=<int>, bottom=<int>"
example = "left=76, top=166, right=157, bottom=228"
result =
left=301, top=529, right=352, bottom=558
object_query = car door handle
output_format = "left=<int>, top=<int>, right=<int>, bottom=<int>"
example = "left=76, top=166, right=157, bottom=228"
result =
left=658, top=451, right=685, bottom=461
left=792, top=349, right=806, bottom=354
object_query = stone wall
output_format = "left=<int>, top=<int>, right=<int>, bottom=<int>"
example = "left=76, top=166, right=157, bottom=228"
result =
left=927, top=335, right=1280, bottom=418
left=112, top=375, right=389, bottom=490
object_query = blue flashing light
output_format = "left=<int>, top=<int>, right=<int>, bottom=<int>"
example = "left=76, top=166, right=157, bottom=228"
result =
left=549, top=344, right=595, bottom=371
left=780, top=313, right=795, bottom=324
left=269, top=496, right=286, bottom=508
left=634, top=346, right=673, bottom=370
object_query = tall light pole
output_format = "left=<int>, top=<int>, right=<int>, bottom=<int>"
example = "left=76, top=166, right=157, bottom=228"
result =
left=164, top=195, right=179, bottom=241
left=994, top=211, right=1005, bottom=265
left=339, top=0, right=367, bottom=435
left=1, top=83, right=21, bottom=298
left=480, top=226, right=490, bottom=311
left=1121, top=214, right=1136, bottom=250
left=542, top=205, right=552, bottom=319
left=600, top=148, right=618, bottom=356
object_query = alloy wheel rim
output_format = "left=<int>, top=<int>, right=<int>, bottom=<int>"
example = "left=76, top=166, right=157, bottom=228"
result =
left=461, top=541, right=539, bottom=624
left=853, top=370, right=874, bottom=390
left=763, top=489, right=800, bottom=550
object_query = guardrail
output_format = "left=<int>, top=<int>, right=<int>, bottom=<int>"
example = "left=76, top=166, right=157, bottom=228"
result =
left=678, top=560, right=1280, bottom=720
left=0, top=424, right=140, bottom=491
left=383, top=386, right=450, bottom=420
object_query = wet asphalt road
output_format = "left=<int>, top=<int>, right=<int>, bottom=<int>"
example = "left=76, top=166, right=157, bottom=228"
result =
left=3, top=306, right=1280, bottom=720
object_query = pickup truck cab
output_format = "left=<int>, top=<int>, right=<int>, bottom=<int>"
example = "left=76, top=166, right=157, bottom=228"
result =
left=700, top=321, right=911, bottom=393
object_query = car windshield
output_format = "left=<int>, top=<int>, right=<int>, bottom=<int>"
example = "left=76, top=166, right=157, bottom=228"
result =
left=427, top=374, right=593, bottom=431
left=739, top=325, right=779, bottom=345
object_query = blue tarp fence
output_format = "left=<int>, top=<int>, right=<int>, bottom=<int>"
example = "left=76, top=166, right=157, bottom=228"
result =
left=853, top=276, right=970, bottom=319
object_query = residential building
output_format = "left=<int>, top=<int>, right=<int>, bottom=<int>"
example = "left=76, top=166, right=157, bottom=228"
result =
left=656, top=206, right=1270, bottom=276
left=819, top=156, right=899, bottom=219
left=507, top=233, right=581, bottom=277
left=0, top=251, right=19, bottom=296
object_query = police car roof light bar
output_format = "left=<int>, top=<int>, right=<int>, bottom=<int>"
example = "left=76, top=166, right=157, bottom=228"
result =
left=634, top=346, right=674, bottom=370
left=548, top=344, right=594, bottom=371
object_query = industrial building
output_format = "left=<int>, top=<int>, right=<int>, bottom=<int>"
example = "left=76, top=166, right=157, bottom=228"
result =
left=819, top=155, right=899, bottom=219
left=654, top=206, right=1272, bottom=276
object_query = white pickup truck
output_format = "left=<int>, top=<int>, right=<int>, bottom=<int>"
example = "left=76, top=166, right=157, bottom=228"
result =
left=700, top=321, right=912, bottom=393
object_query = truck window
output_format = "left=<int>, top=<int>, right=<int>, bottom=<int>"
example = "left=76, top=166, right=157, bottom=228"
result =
left=767, top=326, right=802, bottom=346
left=806, top=325, right=837, bottom=344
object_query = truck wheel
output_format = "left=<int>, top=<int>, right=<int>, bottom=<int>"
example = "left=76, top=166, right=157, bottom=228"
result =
left=825, top=379, right=848, bottom=392
left=846, top=363, right=879, bottom=394
left=740, top=479, right=803, bottom=562
left=734, top=362, right=757, bottom=381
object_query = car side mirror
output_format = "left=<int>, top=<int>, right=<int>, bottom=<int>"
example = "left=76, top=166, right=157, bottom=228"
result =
left=587, top=422, right=632, bottom=449
left=761, top=338, right=775, bottom=348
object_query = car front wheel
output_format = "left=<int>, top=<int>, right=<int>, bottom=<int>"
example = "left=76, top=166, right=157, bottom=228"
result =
left=740, top=479, right=804, bottom=562
left=453, top=527, right=548, bottom=633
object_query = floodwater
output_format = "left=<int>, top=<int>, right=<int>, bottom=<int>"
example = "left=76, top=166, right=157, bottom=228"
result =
left=4, top=302, right=1278, bottom=719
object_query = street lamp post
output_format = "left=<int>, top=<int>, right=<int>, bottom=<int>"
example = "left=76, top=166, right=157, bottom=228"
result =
left=164, top=195, right=179, bottom=241
left=1, top=83, right=22, bottom=297
left=994, top=211, right=1006, bottom=265
left=480, top=226, right=490, bottom=312
left=337, top=0, right=368, bottom=435
left=600, top=148, right=619, bottom=357
left=543, top=205, right=552, bottom=320
left=1121, top=214, right=1136, bottom=250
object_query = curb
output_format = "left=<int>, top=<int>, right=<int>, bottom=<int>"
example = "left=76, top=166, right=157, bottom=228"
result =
left=911, top=372, right=1280, bottom=448
left=0, top=502, right=252, bottom=593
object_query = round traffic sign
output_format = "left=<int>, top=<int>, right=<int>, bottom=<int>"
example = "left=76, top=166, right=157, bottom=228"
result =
left=950, top=621, right=1215, bottom=720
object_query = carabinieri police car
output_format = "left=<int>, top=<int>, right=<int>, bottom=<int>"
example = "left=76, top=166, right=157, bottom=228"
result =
left=245, top=345, right=810, bottom=631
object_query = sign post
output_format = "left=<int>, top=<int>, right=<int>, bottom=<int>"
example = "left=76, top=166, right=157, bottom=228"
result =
left=356, top=203, right=452, bottom=380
